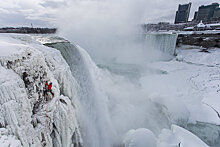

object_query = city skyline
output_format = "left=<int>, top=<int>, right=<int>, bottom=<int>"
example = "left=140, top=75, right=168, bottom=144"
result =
left=0, top=0, right=218, bottom=27
left=174, top=2, right=220, bottom=24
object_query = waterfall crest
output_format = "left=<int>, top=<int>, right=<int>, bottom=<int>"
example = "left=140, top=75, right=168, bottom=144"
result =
left=44, top=41, right=114, bottom=147
left=144, top=33, right=178, bottom=56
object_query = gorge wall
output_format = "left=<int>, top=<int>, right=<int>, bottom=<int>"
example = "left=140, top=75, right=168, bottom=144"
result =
left=177, top=33, right=220, bottom=48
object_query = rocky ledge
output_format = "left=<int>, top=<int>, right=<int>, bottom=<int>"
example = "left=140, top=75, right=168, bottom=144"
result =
left=177, top=33, right=220, bottom=48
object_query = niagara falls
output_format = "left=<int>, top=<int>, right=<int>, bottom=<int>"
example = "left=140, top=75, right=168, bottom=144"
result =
left=0, top=0, right=220, bottom=147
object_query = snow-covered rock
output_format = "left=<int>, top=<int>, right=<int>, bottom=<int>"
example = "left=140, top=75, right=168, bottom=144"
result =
left=122, top=128, right=157, bottom=147
left=0, top=128, right=22, bottom=147
left=0, top=34, right=82, bottom=147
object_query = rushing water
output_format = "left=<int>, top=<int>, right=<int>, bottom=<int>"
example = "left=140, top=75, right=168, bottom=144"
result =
left=144, top=33, right=178, bottom=56
left=38, top=33, right=219, bottom=147
left=40, top=33, right=176, bottom=146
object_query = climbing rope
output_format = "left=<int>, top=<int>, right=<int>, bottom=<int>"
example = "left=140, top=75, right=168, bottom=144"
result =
left=42, top=94, right=49, bottom=147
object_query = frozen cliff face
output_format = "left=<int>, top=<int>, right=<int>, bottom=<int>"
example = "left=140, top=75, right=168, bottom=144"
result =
left=0, top=34, right=82, bottom=147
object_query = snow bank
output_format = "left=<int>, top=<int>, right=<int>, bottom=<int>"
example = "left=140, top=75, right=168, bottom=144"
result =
left=0, top=128, right=22, bottom=147
left=158, top=125, right=209, bottom=147
left=144, top=46, right=220, bottom=146
left=122, top=125, right=208, bottom=147
left=176, top=48, right=220, bottom=66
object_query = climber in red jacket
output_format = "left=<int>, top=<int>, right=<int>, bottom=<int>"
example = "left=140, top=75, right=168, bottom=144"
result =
left=46, top=81, right=52, bottom=91
left=44, top=81, right=54, bottom=98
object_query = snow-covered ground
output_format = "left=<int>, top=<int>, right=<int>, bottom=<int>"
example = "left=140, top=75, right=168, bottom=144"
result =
left=142, top=46, right=220, bottom=146
left=145, top=47, right=220, bottom=125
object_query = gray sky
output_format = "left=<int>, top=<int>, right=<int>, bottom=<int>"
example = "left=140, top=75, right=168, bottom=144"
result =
left=0, top=0, right=217, bottom=27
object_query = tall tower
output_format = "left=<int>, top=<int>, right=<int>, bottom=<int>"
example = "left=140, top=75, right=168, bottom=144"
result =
left=174, top=2, right=192, bottom=24
left=196, top=3, right=219, bottom=22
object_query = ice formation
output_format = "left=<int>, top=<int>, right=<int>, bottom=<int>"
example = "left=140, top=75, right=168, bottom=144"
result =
left=158, top=125, right=209, bottom=147
left=0, top=34, right=82, bottom=147
left=122, top=128, right=157, bottom=147
left=122, top=125, right=209, bottom=147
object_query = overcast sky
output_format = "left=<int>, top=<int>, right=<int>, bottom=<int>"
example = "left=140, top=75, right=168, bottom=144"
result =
left=0, top=0, right=218, bottom=27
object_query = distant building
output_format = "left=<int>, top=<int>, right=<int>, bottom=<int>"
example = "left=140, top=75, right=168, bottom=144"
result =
left=174, top=3, right=192, bottom=24
left=196, top=3, right=219, bottom=22
left=193, top=11, right=198, bottom=21
left=196, top=21, right=206, bottom=28
left=213, top=8, right=220, bottom=19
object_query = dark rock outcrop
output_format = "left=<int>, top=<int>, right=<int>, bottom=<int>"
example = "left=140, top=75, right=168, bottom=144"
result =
left=0, top=27, right=57, bottom=34
left=177, top=33, right=220, bottom=48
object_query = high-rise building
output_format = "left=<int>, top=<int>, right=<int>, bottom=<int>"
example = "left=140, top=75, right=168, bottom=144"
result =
left=196, top=3, right=219, bottom=22
left=174, top=3, right=192, bottom=24
left=213, top=7, right=220, bottom=19
left=193, top=11, right=198, bottom=21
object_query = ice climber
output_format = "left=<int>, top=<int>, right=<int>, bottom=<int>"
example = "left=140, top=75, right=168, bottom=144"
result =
left=45, top=81, right=54, bottom=99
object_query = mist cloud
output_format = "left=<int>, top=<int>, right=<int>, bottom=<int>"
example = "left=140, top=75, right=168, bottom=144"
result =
left=0, top=0, right=215, bottom=62
left=56, top=0, right=150, bottom=63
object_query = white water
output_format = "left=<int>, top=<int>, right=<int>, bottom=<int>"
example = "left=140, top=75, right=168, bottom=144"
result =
left=38, top=33, right=220, bottom=147
left=55, top=4, right=181, bottom=145
left=43, top=33, right=178, bottom=146
left=144, top=33, right=178, bottom=57
left=45, top=42, right=115, bottom=147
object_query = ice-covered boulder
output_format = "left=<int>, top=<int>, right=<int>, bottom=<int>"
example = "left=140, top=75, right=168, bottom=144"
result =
left=122, top=128, right=157, bottom=147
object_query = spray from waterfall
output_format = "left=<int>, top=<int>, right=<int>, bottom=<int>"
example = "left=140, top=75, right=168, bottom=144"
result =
left=56, top=0, right=159, bottom=64
left=53, top=0, right=179, bottom=146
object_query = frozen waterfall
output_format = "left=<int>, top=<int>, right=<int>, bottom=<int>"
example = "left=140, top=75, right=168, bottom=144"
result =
left=144, top=33, right=178, bottom=56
